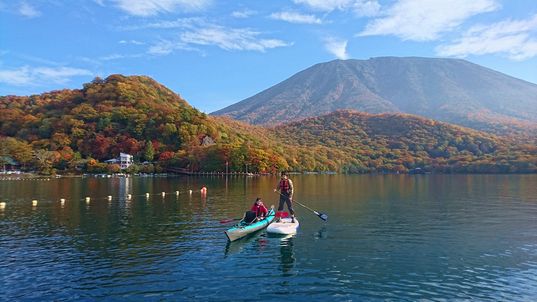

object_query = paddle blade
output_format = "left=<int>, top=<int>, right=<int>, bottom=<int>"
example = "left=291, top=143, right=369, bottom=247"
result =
left=314, top=211, right=328, bottom=221
left=220, top=218, right=239, bottom=224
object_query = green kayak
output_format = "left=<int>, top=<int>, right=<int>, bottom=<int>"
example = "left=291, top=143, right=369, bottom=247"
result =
left=225, top=208, right=275, bottom=242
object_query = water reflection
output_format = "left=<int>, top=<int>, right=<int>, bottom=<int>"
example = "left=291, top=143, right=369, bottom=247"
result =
left=314, top=227, right=328, bottom=240
left=1, top=175, right=536, bottom=301
left=224, top=233, right=260, bottom=256
left=279, top=235, right=295, bottom=276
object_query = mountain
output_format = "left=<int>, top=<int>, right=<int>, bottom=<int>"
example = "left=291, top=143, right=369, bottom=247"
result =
left=0, top=75, right=296, bottom=173
left=213, top=57, right=537, bottom=136
left=1, top=75, right=203, bottom=160
left=273, top=110, right=537, bottom=173
left=1, top=75, right=535, bottom=174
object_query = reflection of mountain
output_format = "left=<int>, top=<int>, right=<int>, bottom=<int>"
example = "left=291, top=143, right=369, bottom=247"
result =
left=279, top=236, right=295, bottom=276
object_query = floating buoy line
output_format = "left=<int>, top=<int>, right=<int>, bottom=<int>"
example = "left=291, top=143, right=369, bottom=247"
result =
left=0, top=187, right=207, bottom=209
left=0, top=177, right=54, bottom=181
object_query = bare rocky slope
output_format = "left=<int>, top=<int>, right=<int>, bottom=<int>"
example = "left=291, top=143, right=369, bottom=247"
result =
left=213, top=57, right=537, bottom=136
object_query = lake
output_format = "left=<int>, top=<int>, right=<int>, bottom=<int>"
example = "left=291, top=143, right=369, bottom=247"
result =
left=1, top=175, right=536, bottom=301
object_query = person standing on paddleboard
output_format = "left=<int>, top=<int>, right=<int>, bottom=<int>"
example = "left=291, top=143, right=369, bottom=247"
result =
left=274, top=171, right=295, bottom=223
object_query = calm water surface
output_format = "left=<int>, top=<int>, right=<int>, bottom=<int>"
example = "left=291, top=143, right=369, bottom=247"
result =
left=1, top=175, right=536, bottom=301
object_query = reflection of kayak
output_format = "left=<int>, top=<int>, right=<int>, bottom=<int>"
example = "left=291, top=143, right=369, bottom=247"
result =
left=225, top=209, right=275, bottom=242
left=267, top=218, right=299, bottom=235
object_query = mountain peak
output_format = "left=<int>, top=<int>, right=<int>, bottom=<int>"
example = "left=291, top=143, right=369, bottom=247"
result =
left=213, top=56, right=537, bottom=136
left=81, top=74, right=190, bottom=109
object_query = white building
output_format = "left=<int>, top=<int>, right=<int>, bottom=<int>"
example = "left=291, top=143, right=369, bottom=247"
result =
left=105, top=153, right=134, bottom=169
left=119, top=153, right=133, bottom=169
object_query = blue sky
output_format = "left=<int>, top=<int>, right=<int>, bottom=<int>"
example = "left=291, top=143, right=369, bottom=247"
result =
left=1, top=0, right=537, bottom=113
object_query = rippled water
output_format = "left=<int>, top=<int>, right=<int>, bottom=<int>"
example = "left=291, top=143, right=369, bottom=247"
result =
left=1, top=175, right=536, bottom=301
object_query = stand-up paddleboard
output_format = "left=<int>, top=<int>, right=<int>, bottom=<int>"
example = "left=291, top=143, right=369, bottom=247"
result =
left=267, top=217, right=299, bottom=234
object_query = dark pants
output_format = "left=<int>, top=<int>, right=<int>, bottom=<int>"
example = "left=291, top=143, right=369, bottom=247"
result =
left=278, top=192, right=295, bottom=215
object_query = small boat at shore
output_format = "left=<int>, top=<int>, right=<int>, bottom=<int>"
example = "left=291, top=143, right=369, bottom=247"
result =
left=225, top=208, right=275, bottom=242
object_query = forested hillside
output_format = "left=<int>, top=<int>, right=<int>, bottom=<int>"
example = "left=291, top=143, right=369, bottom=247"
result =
left=274, top=110, right=537, bottom=173
left=1, top=76, right=535, bottom=174
left=0, top=75, right=294, bottom=174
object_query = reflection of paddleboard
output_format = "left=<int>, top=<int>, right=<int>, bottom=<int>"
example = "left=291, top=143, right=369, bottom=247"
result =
left=267, top=218, right=299, bottom=234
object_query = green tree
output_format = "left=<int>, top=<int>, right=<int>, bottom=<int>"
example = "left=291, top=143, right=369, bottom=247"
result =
left=107, top=164, right=121, bottom=173
left=144, top=141, right=155, bottom=162
left=34, top=149, right=57, bottom=175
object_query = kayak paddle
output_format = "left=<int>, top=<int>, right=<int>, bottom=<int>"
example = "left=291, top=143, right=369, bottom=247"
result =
left=219, top=218, right=241, bottom=224
left=293, top=200, right=328, bottom=221
left=274, top=191, right=328, bottom=221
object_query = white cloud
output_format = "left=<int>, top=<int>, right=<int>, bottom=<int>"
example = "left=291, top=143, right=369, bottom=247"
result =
left=113, top=0, right=211, bottom=16
left=144, top=20, right=291, bottom=54
left=231, top=9, right=257, bottom=19
left=15, top=54, right=63, bottom=66
left=324, top=37, right=349, bottom=59
left=148, top=41, right=175, bottom=55
left=119, top=39, right=145, bottom=45
left=148, top=40, right=200, bottom=55
left=293, top=0, right=380, bottom=16
left=437, top=14, right=537, bottom=61
left=0, top=66, right=92, bottom=86
left=19, top=2, right=41, bottom=18
left=359, top=0, right=499, bottom=41
left=0, top=66, right=32, bottom=85
left=270, top=11, right=322, bottom=24
left=99, top=53, right=144, bottom=60
left=294, top=0, right=352, bottom=11
left=33, top=67, right=92, bottom=83
left=352, top=0, right=381, bottom=17
left=123, top=17, right=201, bottom=30
left=179, top=25, right=291, bottom=52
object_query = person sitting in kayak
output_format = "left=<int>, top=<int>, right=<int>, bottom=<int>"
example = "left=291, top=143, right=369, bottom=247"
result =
left=250, top=198, right=268, bottom=219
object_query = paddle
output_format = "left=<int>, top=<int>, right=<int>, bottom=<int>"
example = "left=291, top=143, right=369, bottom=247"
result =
left=219, top=218, right=242, bottom=224
left=274, top=191, right=328, bottom=221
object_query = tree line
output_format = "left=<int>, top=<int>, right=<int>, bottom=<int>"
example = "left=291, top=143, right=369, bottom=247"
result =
left=1, top=76, right=535, bottom=175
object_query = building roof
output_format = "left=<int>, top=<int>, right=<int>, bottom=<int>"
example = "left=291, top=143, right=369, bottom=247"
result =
left=0, top=156, right=18, bottom=165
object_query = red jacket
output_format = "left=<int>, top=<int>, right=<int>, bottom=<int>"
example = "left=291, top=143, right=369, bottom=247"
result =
left=251, top=203, right=268, bottom=217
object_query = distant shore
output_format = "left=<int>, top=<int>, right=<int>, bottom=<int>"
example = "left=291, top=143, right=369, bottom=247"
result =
left=1, top=170, right=535, bottom=181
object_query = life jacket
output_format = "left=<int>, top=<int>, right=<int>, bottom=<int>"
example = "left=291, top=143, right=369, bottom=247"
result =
left=250, top=203, right=268, bottom=217
left=279, top=179, right=290, bottom=193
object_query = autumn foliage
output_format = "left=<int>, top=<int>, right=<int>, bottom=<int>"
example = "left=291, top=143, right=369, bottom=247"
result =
left=0, top=75, right=290, bottom=173
left=274, top=110, right=537, bottom=173
left=0, top=75, right=535, bottom=174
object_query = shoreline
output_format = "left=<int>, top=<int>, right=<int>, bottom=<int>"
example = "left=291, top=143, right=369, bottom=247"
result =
left=1, top=171, right=536, bottom=181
